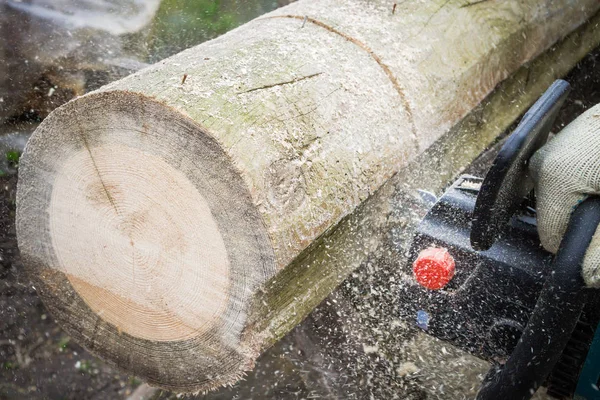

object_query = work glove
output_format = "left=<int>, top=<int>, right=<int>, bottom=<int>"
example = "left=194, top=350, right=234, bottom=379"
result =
left=529, top=103, right=600, bottom=287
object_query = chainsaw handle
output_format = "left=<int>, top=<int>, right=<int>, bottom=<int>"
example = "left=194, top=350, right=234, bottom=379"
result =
left=476, top=196, right=600, bottom=400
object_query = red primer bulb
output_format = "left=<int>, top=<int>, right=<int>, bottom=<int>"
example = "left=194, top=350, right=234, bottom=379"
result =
left=412, top=247, right=455, bottom=290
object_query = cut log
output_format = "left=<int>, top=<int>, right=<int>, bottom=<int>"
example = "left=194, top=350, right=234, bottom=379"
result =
left=15, top=0, right=600, bottom=392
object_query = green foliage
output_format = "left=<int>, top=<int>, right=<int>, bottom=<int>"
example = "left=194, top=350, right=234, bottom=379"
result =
left=76, top=359, right=94, bottom=374
left=6, top=150, right=20, bottom=167
left=2, top=361, right=16, bottom=370
left=128, top=376, right=142, bottom=386
left=146, top=0, right=276, bottom=62
left=57, top=336, right=70, bottom=351
left=148, top=0, right=237, bottom=62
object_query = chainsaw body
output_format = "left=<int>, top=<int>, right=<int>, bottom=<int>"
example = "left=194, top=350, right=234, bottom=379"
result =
left=401, top=80, right=600, bottom=399
left=403, top=175, right=600, bottom=398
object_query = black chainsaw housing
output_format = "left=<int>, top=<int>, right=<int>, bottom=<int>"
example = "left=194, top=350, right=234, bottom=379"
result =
left=401, top=176, right=600, bottom=398
left=397, top=79, right=600, bottom=399
left=403, top=175, right=551, bottom=360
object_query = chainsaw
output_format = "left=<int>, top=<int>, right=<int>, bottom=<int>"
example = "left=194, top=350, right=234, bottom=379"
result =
left=402, top=79, right=600, bottom=400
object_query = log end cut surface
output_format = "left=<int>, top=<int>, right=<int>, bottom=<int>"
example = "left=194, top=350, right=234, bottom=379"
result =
left=16, top=90, right=276, bottom=391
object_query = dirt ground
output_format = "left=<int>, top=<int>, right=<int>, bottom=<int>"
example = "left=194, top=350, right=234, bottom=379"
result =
left=2, top=26, right=600, bottom=400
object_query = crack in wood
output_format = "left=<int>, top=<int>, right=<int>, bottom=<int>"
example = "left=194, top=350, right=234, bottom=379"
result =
left=72, top=104, right=123, bottom=219
left=79, top=135, right=121, bottom=218
left=252, top=86, right=341, bottom=129
left=263, top=15, right=418, bottom=139
left=460, top=0, right=492, bottom=8
left=406, top=0, right=452, bottom=40
left=239, top=72, right=324, bottom=94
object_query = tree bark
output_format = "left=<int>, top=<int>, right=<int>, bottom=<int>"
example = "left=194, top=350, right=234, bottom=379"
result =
left=16, top=0, right=600, bottom=393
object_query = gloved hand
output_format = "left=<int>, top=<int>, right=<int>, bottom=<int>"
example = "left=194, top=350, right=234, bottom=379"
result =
left=529, top=103, right=600, bottom=287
